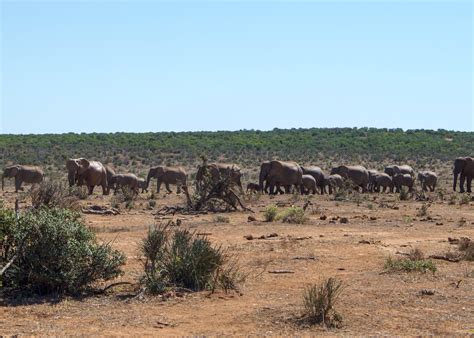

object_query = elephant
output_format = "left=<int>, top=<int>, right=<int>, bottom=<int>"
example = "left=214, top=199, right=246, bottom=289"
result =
left=393, top=173, right=414, bottom=193
left=301, top=166, right=326, bottom=194
left=246, top=182, right=260, bottom=194
left=384, top=165, right=415, bottom=178
left=2, top=165, right=44, bottom=192
left=373, top=173, right=394, bottom=193
left=137, top=178, right=148, bottom=193
left=418, top=171, right=438, bottom=192
left=258, top=160, right=303, bottom=195
left=258, top=161, right=285, bottom=194
left=453, top=157, right=474, bottom=193
left=367, top=169, right=381, bottom=192
left=330, top=165, right=369, bottom=192
left=109, top=173, right=140, bottom=195
left=301, top=174, right=317, bottom=195
left=66, top=158, right=108, bottom=195
left=147, top=166, right=187, bottom=193
left=196, top=163, right=243, bottom=192
left=322, top=174, right=345, bottom=194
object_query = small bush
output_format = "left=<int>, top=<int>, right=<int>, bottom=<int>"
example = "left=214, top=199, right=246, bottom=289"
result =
left=148, top=200, right=157, bottom=209
left=279, top=206, right=307, bottom=224
left=1, top=207, right=125, bottom=295
left=263, top=205, right=278, bottom=222
left=399, top=188, right=410, bottom=201
left=29, top=181, right=79, bottom=209
left=416, top=203, right=430, bottom=217
left=458, top=238, right=474, bottom=261
left=459, top=194, right=470, bottom=205
left=302, top=277, right=344, bottom=327
left=384, top=256, right=436, bottom=274
left=140, top=224, right=243, bottom=294
left=448, top=195, right=457, bottom=205
left=214, top=215, right=230, bottom=223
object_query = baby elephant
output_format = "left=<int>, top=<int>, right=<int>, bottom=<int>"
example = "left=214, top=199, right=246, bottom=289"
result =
left=246, top=182, right=260, bottom=194
left=393, top=173, right=414, bottom=193
left=109, top=173, right=140, bottom=195
left=301, top=175, right=317, bottom=195
left=137, top=178, right=148, bottom=193
left=374, top=173, right=394, bottom=193
left=418, top=171, right=437, bottom=192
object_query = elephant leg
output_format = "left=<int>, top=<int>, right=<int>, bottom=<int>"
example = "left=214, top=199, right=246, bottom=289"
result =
left=165, top=182, right=172, bottom=193
left=467, top=177, right=472, bottom=193
left=176, top=184, right=181, bottom=194
left=157, top=181, right=162, bottom=193
left=14, top=177, right=21, bottom=192
left=459, top=174, right=466, bottom=193
left=88, top=185, right=94, bottom=195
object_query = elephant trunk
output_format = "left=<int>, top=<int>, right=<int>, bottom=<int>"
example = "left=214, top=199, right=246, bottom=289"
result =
left=453, top=172, right=458, bottom=191
left=146, top=171, right=153, bottom=187
left=68, top=172, right=75, bottom=187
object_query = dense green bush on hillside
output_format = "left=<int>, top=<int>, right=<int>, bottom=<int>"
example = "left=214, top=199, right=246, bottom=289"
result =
left=0, top=128, right=472, bottom=170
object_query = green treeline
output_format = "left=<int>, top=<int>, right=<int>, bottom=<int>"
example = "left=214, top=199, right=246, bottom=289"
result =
left=0, top=128, right=472, bottom=168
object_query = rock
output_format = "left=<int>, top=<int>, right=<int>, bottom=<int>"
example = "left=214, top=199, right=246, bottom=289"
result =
left=340, top=217, right=349, bottom=224
left=370, top=216, right=377, bottom=221
left=247, top=216, right=257, bottom=222
left=244, top=235, right=254, bottom=240
left=320, top=215, right=327, bottom=220
left=359, top=240, right=371, bottom=244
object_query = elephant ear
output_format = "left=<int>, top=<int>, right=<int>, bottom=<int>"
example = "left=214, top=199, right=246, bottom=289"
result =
left=9, top=165, right=19, bottom=176
left=79, top=158, right=90, bottom=168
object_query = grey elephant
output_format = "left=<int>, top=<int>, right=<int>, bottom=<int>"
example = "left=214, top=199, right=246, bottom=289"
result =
left=367, top=169, right=381, bottom=192
left=137, top=178, right=148, bottom=193
left=301, top=166, right=326, bottom=194
left=324, top=174, right=344, bottom=194
left=373, top=173, right=394, bottom=193
left=301, top=174, right=317, bottom=194
left=2, top=165, right=44, bottom=192
left=109, top=173, right=140, bottom=195
left=147, top=166, right=187, bottom=193
left=196, top=163, right=243, bottom=192
left=453, top=157, right=474, bottom=193
left=418, top=171, right=437, bottom=192
left=393, top=173, right=414, bottom=193
left=330, top=165, right=369, bottom=192
left=66, top=158, right=108, bottom=195
left=258, top=161, right=285, bottom=194
left=259, top=160, right=303, bottom=195
left=384, top=165, right=415, bottom=177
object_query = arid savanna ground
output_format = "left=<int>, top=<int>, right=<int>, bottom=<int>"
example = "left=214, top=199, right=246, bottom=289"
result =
left=1, top=169, right=473, bottom=336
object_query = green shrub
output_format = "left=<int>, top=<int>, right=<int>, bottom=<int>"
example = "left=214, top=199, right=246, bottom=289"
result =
left=279, top=206, right=307, bottom=224
left=302, top=277, right=344, bottom=327
left=263, top=205, right=278, bottom=222
left=140, top=224, right=243, bottom=294
left=213, top=215, right=230, bottom=223
left=1, top=207, right=125, bottom=295
left=399, top=188, right=410, bottom=201
left=384, top=256, right=436, bottom=274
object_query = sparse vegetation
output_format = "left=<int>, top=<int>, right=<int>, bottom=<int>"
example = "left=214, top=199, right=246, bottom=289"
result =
left=263, top=205, right=278, bottom=222
left=279, top=206, right=307, bottom=224
left=302, top=277, right=344, bottom=327
left=29, top=180, right=80, bottom=209
left=399, top=188, right=410, bottom=201
left=214, top=215, right=230, bottom=223
left=140, top=223, right=243, bottom=295
left=417, top=203, right=431, bottom=217
left=384, top=253, right=436, bottom=274
left=458, top=238, right=474, bottom=261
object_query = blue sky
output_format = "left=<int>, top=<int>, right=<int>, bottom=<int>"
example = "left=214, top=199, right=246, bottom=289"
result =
left=1, top=1, right=472, bottom=134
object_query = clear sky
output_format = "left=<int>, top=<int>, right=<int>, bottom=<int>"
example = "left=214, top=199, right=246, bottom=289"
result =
left=1, top=1, right=472, bottom=134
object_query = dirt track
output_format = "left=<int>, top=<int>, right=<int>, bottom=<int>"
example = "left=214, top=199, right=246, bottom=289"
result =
left=1, top=189, right=473, bottom=335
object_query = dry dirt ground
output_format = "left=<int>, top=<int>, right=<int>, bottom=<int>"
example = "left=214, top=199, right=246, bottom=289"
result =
left=1, top=186, right=473, bottom=336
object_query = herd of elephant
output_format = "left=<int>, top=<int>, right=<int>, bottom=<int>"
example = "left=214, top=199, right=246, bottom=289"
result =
left=1, top=157, right=474, bottom=196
